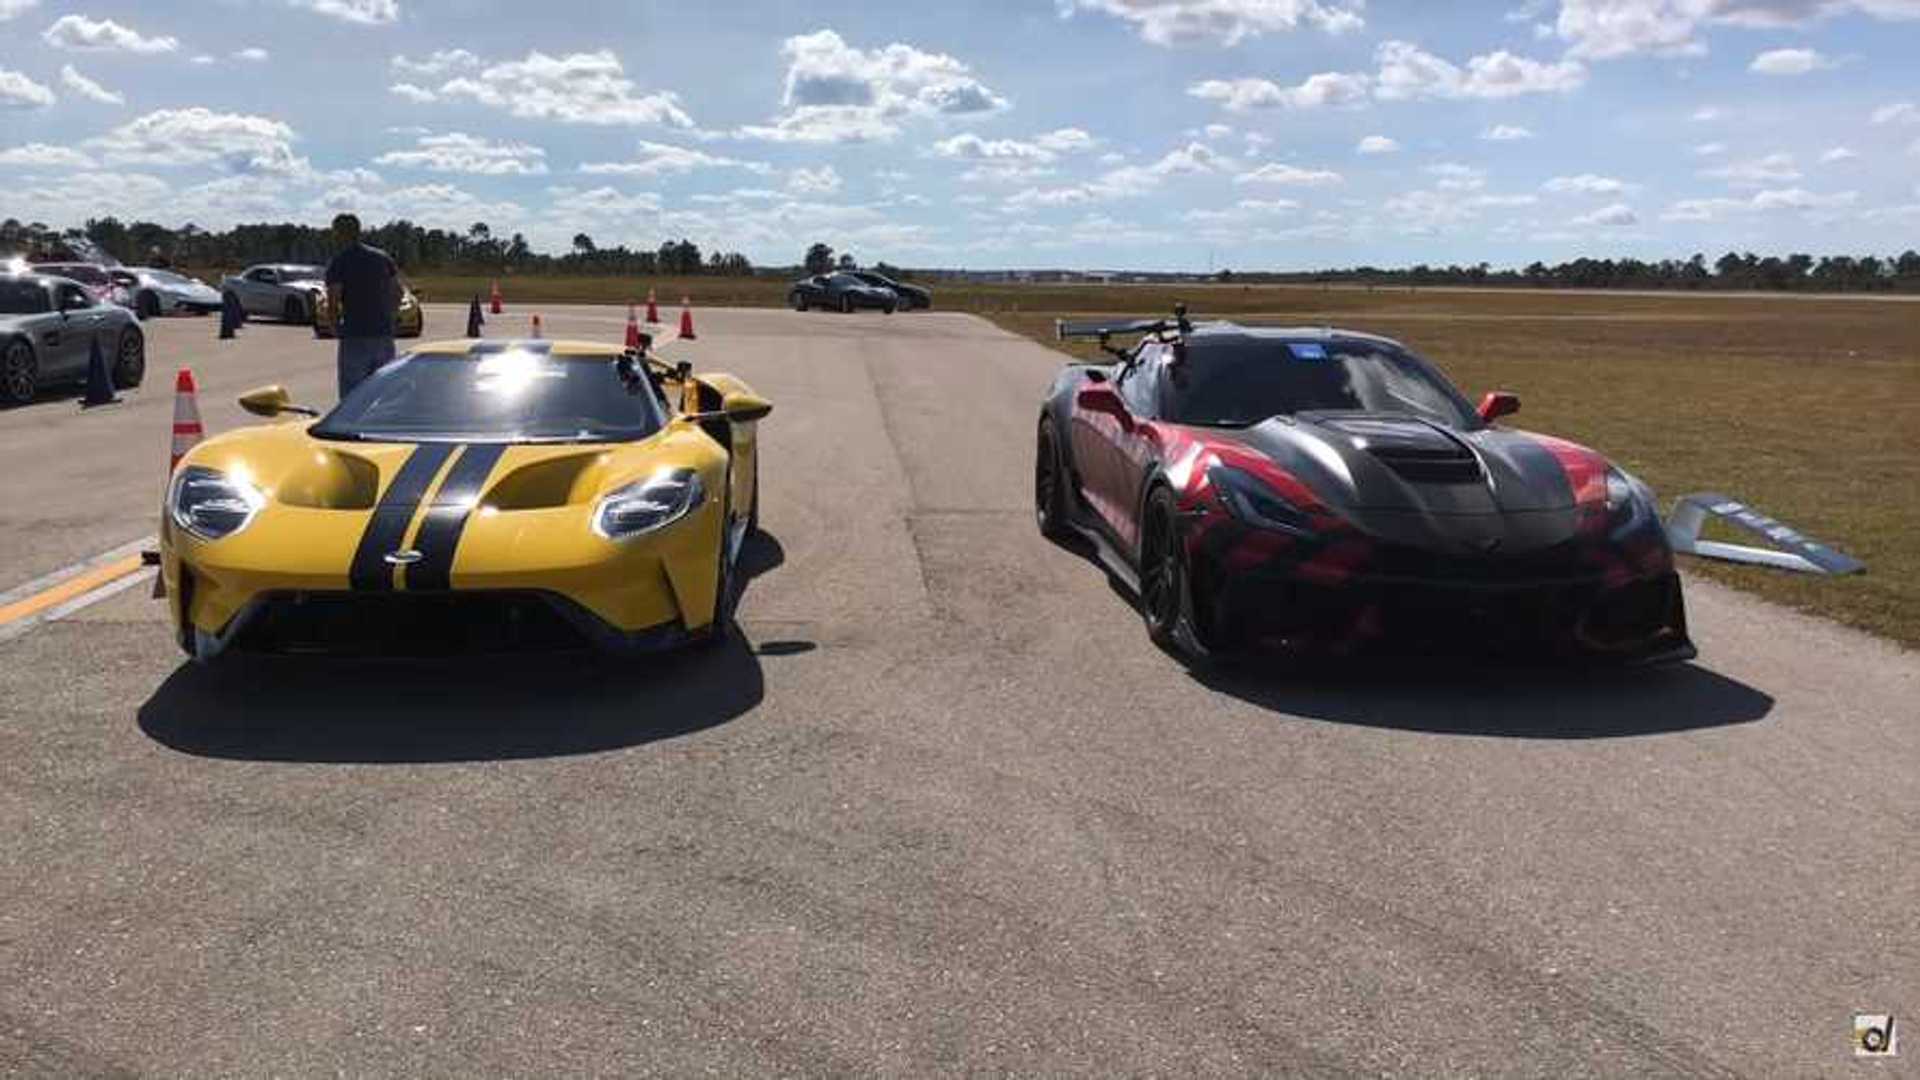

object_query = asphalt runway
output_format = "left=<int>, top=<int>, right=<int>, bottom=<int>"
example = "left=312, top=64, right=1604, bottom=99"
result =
left=2, top=304, right=1915, bottom=1076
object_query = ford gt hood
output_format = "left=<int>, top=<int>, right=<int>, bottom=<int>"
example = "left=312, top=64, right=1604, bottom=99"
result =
left=1219, top=412, right=1609, bottom=554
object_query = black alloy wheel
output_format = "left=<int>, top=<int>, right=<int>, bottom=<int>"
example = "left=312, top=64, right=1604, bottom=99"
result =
left=692, top=488, right=737, bottom=650
left=283, top=295, right=306, bottom=324
left=137, top=292, right=161, bottom=319
left=840, top=294, right=855, bottom=314
left=112, top=328, right=146, bottom=389
left=1, top=339, right=37, bottom=405
left=1034, top=420, right=1071, bottom=541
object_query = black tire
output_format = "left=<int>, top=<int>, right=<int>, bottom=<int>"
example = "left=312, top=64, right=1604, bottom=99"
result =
left=883, top=300, right=897, bottom=315
left=691, top=490, right=737, bottom=650
left=112, top=327, right=145, bottom=389
left=1034, top=418, right=1072, bottom=541
left=840, top=294, right=854, bottom=314
left=1, top=337, right=36, bottom=405
left=137, top=291, right=160, bottom=320
left=790, top=292, right=808, bottom=312
left=283, top=295, right=306, bottom=324
left=1139, top=486, right=1235, bottom=662
left=747, top=454, right=760, bottom=535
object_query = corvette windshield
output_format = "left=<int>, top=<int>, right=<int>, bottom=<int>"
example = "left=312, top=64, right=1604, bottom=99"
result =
left=1164, top=340, right=1478, bottom=429
left=311, top=350, right=666, bottom=444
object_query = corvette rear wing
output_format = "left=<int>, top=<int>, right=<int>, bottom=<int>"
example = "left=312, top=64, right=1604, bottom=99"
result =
left=1055, top=303, right=1195, bottom=345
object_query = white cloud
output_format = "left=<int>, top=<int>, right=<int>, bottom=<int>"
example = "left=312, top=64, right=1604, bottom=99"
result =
left=233, top=47, right=270, bottom=63
left=58, top=64, right=121, bottom=105
left=190, top=55, right=214, bottom=65
left=0, top=142, right=93, bottom=167
left=375, top=132, right=548, bottom=175
left=1692, top=141, right=1727, bottom=155
left=390, top=83, right=435, bottom=103
left=1189, top=70, right=1371, bottom=111
left=1425, top=162, right=1486, bottom=191
left=438, top=50, right=693, bottom=127
left=1702, top=151, right=1801, bottom=186
left=1054, top=0, right=1364, bottom=46
left=0, top=0, right=39, bottom=21
left=1480, top=124, right=1534, bottom=141
left=1383, top=186, right=1535, bottom=234
left=931, top=133, right=1059, bottom=163
left=88, top=107, right=304, bottom=174
left=787, top=164, right=842, bottom=195
left=290, top=0, right=399, bottom=25
left=1356, top=134, right=1399, bottom=154
left=1374, top=40, right=1585, bottom=101
left=1691, top=105, right=1722, bottom=121
left=1005, top=141, right=1231, bottom=209
left=930, top=128, right=1099, bottom=178
left=1820, top=146, right=1857, bottom=163
left=1749, top=47, right=1833, bottom=75
left=738, top=29, right=1006, bottom=143
left=392, top=49, right=479, bottom=76
left=1871, top=102, right=1919, bottom=124
left=1036, top=128, right=1098, bottom=153
left=41, top=14, right=176, bottom=52
left=1571, top=202, right=1637, bottom=226
left=1, top=67, right=57, bottom=108
left=1663, top=186, right=1860, bottom=221
left=1557, top=0, right=1920, bottom=61
left=580, top=139, right=769, bottom=177
left=1543, top=173, right=1633, bottom=194
left=1202, top=122, right=1233, bottom=139
left=1236, top=161, right=1343, bottom=186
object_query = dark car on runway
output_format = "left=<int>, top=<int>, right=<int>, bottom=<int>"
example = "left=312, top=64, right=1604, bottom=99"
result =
left=788, top=272, right=898, bottom=313
left=851, top=271, right=931, bottom=310
left=1036, top=309, right=1693, bottom=665
left=0, top=270, right=146, bottom=404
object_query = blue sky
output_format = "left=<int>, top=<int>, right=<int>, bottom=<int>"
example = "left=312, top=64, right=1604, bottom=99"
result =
left=2, top=0, right=1917, bottom=270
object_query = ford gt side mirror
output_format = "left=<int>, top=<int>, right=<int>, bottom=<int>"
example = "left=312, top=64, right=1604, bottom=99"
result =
left=723, top=392, right=773, bottom=423
left=239, top=385, right=319, bottom=418
left=1477, top=391, right=1521, bottom=423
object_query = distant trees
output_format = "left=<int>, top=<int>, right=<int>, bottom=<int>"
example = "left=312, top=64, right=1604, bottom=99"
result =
left=0, top=217, right=755, bottom=278
left=803, top=242, right=835, bottom=275
left=1266, top=250, right=1920, bottom=293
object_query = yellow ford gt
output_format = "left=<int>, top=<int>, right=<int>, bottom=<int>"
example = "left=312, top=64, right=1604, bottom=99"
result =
left=311, top=279, right=425, bottom=339
left=160, top=337, right=769, bottom=660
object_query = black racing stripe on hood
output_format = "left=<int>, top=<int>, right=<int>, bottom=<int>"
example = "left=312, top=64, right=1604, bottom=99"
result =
left=348, top=443, right=457, bottom=592
left=404, top=443, right=508, bottom=592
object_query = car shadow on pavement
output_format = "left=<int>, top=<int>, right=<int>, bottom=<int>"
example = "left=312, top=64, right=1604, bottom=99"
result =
left=1194, top=659, right=1773, bottom=738
left=136, top=532, right=788, bottom=765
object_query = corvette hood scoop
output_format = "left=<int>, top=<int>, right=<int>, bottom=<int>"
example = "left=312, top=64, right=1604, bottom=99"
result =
left=1308, top=414, right=1483, bottom=485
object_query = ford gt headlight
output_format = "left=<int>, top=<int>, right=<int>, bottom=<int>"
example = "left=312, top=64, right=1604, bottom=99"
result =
left=1207, top=464, right=1315, bottom=535
left=592, top=469, right=705, bottom=541
left=168, top=465, right=266, bottom=541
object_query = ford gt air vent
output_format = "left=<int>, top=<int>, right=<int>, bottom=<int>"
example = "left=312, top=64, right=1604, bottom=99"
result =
left=1315, top=415, right=1485, bottom=485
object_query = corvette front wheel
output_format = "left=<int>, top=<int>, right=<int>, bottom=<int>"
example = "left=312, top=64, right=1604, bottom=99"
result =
left=1034, top=419, right=1071, bottom=541
left=1139, top=487, right=1237, bottom=663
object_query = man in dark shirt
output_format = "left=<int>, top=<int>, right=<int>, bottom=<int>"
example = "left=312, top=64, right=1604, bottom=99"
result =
left=323, top=213, right=401, bottom=398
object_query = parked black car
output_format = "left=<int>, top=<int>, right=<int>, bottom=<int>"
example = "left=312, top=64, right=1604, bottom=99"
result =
left=851, top=271, right=931, bottom=310
left=788, top=272, right=898, bottom=313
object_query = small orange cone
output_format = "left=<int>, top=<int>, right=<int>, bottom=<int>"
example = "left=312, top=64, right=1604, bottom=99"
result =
left=677, top=296, right=697, bottom=340
left=489, top=279, right=503, bottom=315
left=644, top=288, right=661, bottom=324
left=170, top=368, right=204, bottom=473
left=624, top=303, right=642, bottom=349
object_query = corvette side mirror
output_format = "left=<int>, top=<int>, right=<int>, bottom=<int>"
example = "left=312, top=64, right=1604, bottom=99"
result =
left=1477, top=391, right=1520, bottom=423
left=1076, top=383, right=1124, bottom=417
left=239, top=384, right=319, bottom=418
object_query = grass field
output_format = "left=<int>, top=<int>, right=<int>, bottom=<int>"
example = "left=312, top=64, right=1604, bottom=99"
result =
left=201, top=268, right=1917, bottom=647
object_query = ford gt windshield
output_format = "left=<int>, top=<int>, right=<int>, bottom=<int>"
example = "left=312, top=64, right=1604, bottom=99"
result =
left=311, top=350, right=666, bottom=444
left=1165, top=340, right=1479, bottom=429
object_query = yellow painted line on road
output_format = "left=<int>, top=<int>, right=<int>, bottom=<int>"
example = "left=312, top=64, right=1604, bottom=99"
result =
left=0, top=554, right=146, bottom=629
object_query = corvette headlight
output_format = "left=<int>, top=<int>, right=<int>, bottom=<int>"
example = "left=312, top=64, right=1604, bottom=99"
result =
left=1207, top=464, right=1314, bottom=535
left=169, top=465, right=266, bottom=541
left=1605, top=466, right=1656, bottom=527
left=592, top=469, right=705, bottom=541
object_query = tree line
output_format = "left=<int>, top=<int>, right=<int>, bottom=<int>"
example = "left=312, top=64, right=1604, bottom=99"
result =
left=0, top=217, right=757, bottom=277
left=1227, top=251, right=1920, bottom=293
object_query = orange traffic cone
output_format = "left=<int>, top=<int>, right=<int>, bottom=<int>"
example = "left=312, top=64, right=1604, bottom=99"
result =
left=530, top=313, right=544, bottom=339
left=489, top=279, right=503, bottom=315
left=677, top=296, right=697, bottom=340
left=644, top=288, right=661, bottom=324
left=625, top=303, right=642, bottom=349
left=170, top=368, right=204, bottom=472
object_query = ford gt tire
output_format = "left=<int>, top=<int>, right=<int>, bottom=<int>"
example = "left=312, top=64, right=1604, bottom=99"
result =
left=791, top=292, right=808, bottom=312
left=692, top=489, right=738, bottom=650
left=1, top=338, right=36, bottom=405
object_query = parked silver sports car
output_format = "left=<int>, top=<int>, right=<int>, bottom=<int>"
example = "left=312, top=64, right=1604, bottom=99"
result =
left=108, top=267, right=223, bottom=319
left=220, top=263, right=326, bottom=324
left=0, top=270, right=146, bottom=405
